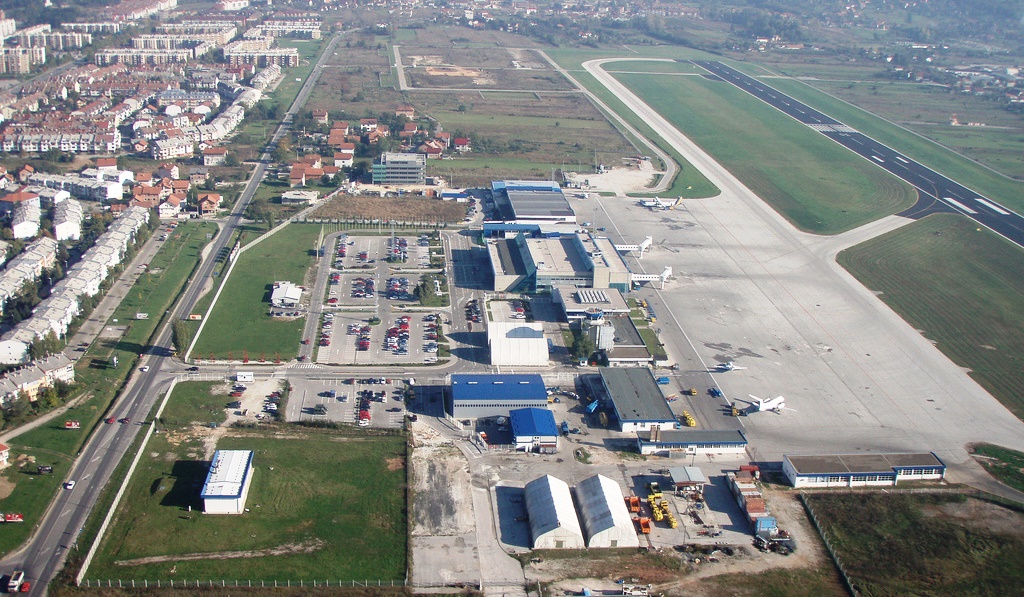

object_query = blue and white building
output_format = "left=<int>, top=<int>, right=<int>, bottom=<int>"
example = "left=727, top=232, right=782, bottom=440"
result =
left=449, top=373, right=548, bottom=419
left=636, top=429, right=748, bottom=457
left=598, top=367, right=677, bottom=433
left=782, top=452, right=946, bottom=489
left=509, top=407, right=559, bottom=453
left=201, top=450, right=255, bottom=514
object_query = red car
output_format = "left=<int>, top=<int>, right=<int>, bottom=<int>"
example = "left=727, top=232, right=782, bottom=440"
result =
left=105, top=417, right=116, bottom=424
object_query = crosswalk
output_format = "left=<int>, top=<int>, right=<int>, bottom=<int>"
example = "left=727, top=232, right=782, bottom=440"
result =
left=293, top=363, right=323, bottom=369
left=808, top=123, right=857, bottom=134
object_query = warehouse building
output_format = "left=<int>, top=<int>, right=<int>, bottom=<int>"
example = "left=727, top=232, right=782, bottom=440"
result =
left=200, top=450, right=254, bottom=514
left=636, top=429, right=749, bottom=457
left=598, top=367, right=677, bottom=432
left=523, top=475, right=584, bottom=549
left=486, top=180, right=576, bottom=232
left=488, top=320, right=548, bottom=367
left=783, top=452, right=946, bottom=489
left=574, top=474, right=640, bottom=548
left=509, top=407, right=559, bottom=453
left=449, top=373, right=549, bottom=419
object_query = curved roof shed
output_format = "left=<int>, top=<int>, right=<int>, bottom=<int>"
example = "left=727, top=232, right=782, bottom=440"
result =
left=574, top=474, right=640, bottom=548
left=524, top=475, right=585, bottom=549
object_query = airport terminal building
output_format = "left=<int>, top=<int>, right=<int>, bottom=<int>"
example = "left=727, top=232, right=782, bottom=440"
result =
left=488, top=232, right=632, bottom=293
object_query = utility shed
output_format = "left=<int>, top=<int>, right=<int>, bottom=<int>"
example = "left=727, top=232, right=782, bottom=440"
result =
left=200, top=450, right=254, bottom=514
left=523, top=475, right=585, bottom=549
left=668, top=466, right=708, bottom=494
left=574, top=474, right=640, bottom=548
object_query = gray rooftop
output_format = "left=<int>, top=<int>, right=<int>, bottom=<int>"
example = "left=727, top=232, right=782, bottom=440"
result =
left=507, top=188, right=574, bottom=218
left=637, top=429, right=748, bottom=445
left=785, top=453, right=945, bottom=475
left=600, top=367, right=675, bottom=423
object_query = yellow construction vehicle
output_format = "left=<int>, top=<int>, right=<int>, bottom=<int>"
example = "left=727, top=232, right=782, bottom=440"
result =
left=681, top=411, right=696, bottom=427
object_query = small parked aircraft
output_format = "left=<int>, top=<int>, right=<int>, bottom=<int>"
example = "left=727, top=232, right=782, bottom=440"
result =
left=747, top=395, right=794, bottom=414
left=637, top=197, right=678, bottom=210
left=714, top=361, right=748, bottom=372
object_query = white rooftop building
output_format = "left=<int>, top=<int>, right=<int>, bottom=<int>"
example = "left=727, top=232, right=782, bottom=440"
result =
left=488, top=320, right=548, bottom=367
left=200, top=449, right=255, bottom=514
left=574, top=474, right=640, bottom=549
left=523, top=475, right=584, bottom=549
left=270, top=281, right=301, bottom=308
left=53, top=198, right=84, bottom=241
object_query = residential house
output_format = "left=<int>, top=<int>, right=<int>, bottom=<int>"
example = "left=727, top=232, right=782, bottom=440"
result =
left=395, top=105, right=415, bottom=119
left=359, top=118, right=378, bottom=133
left=454, top=137, right=472, bottom=153
left=197, top=192, right=222, bottom=217
left=203, top=146, right=228, bottom=166
left=189, top=167, right=209, bottom=185
left=156, top=163, right=180, bottom=180
left=158, top=194, right=182, bottom=218
left=96, top=157, right=118, bottom=171
left=312, top=109, right=328, bottom=124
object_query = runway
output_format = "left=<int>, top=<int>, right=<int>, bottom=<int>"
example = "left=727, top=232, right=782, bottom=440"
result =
left=692, top=60, right=1024, bottom=249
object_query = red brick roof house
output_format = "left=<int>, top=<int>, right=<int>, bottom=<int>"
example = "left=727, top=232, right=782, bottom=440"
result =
left=395, top=105, right=415, bottom=119
left=312, top=109, right=329, bottom=124
left=454, top=137, right=472, bottom=153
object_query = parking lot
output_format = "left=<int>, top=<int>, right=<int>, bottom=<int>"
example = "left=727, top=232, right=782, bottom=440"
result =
left=313, top=232, right=447, bottom=365
left=285, top=376, right=410, bottom=428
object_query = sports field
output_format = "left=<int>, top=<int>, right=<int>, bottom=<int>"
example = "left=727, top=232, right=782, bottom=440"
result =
left=838, top=214, right=1024, bottom=419
left=88, top=382, right=407, bottom=582
left=192, top=224, right=317, bottom=360
left=612, top=70, right=916, bottom=233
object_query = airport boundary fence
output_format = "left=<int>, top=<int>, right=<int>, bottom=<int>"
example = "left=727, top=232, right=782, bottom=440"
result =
left=799, top=492, right=859, bottom=597
left=80, top=579, right=407, bottom=589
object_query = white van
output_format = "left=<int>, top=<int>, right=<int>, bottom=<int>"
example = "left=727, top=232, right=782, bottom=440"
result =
left=8, top=570, right=25, bottom=591
left=236, top=372, right=255, bottom=383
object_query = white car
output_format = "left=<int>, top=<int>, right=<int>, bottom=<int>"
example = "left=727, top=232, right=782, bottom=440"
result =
left=64, top=480, right=76, bottom=490
left=140, top=366, right=150, bottom=372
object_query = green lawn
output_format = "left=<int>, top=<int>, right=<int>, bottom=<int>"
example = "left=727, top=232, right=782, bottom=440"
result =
left=0, top=447, right=74, bottom=556
left=89, top=408, right=407, bottom=581
left=806, top=493, right=1024, bottom=596
left=970, top=444, right=1024, bottom=494
left=192, top=224, right=317, bottom=360
left=838, top=214, right=1024, bottom=419
left=157, top=382, right=229, bottom=428
left=614, top=71, right=916, bottom=233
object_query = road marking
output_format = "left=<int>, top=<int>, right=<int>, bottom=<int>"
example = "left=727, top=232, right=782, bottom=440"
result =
left=942, top=197, right=978, bottom=214
left=975, top=197, right=1011, bottom=215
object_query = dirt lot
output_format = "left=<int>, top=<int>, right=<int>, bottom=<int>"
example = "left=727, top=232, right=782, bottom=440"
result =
left=308, top=194, right=469, bottom=223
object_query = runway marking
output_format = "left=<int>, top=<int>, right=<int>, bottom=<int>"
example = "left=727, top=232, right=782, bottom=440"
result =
left=975, top=197, right=1011, bottom=215
left=920, top=176, right=934, bottom=184
left=895, top=156, right=909, bottom=164
left=942, top=197, right=978, bottom=214
left=871, top=155, right=885, bottom=163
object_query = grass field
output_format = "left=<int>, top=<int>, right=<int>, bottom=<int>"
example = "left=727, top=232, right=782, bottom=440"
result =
left=614, top=71, right=916, bottom=233
left=88, top=382, right=407, bottom=582
left=838, top=214, right=1024, bottom=419
left=970, top=444, right=1024, bottom=494
left=192, top=224, right=317, bottom=360
left=806, top=492, right=1024, bottom=595
left=0, top=447, right=74, bottom=556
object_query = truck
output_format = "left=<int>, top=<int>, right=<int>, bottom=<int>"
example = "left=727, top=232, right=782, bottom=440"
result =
left=656, top=377, right=671, bottom=385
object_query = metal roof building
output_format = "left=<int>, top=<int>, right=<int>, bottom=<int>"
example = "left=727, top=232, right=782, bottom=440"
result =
left=449, top=373, right=549, bottom=419
left=574, top=474, right=640, bottom=548
left=510, top=407, right=559, bottom=453
left=783, top=452, right=946, bottom=489
left=523, top=475, right=584, bottom=549
left=599, top=367, right=677, bottom=433
left=200, top=450, right=255, bottom=514
left=491, top=180, right=575, bottom=224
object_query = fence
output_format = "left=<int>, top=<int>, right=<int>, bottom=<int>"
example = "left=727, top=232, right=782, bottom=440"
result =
left=799, top=492, right=858, bottom=597
left=81, top=579, right=406, bottom=589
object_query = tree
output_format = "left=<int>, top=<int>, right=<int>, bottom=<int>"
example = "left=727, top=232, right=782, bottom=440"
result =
left=571, top=331, right=595, bottom=361
left=172, top=320, right=192, bottom=355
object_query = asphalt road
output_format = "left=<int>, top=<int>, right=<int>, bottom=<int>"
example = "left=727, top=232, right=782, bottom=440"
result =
left=1, top=31, right=348, bottom=595
left=692, top=60, right=1024, bottom=248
